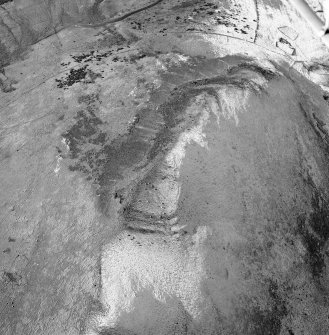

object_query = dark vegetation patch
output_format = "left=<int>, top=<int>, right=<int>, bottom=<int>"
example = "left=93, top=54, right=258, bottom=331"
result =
left=55, top=29, right=134, bottom=88
left=69, top=49, right=151, bottom=65
left=125, top=0, right=254, bottom=38
left=146, top=86, right=201, bottom=160
left=239, top=280, right=288, bottom=335
left=0, top=77, right=15, bottom=93
left=114, top=190, right=124, bottom=204
left=56, top=49, right=152, bottom=89
left=307, top=62, right=329, bottom=74
left=266, top=280, right=288, bottom=332
left=56, top=66, right=88, bottom=88
left=62, top=95, right=162, bottom=214
left=62, top=94, right=104, bottom=160
left=62, top=60, right=273, bottom=218
left=228, top=63, right=277, bottom=81
left=2, top=271, right=21, bottom=285
left=0, top=41, right=11, bottom=68
left=0, top=67, right=16, bottom=93
left=297, top=193, right=329, bottom=280
left=188, top=76, right=263, bottom=92
left=72, top=51, right=100, bottom=63
left=0, top=0, right=13, bottom=4
left=129, top=53, right=147, bottom=62
left=86, top=0, right=105, bottom=21
left=247, top=305, right=285, bottom=335
left=174, top=0, right=253, bottom=36
left=126, top=225, right=161, bottom=234
left=55, top=66, right=102, bottom=89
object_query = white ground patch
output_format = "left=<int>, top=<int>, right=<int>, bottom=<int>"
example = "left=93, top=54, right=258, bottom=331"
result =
left=161, top=96, right=209, bottom=213
left=87, top=97, right=213, bottom=333
left=87, top=226, right=212, bottom=334
left=54, top=154, right=63, bottom=174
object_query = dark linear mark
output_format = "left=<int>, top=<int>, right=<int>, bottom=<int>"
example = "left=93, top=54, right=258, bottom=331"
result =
left=77, top=0, right=165, bottom=28
left=253, top=0, right=260, bottom=43
left=56, top=66, right=88, bottom=89
left=299, top=103, right=329, bottom=154
left=1, top=0, right=164, bottom=53
left=227, top=63, right=277, bottom=81
left=126, top=225, right=161, bottom=234
left=297, top=192, right=329, bottom=281
left=238, top=279, right=288, bottom=335
left=297, top=101, right=329, bottom=282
